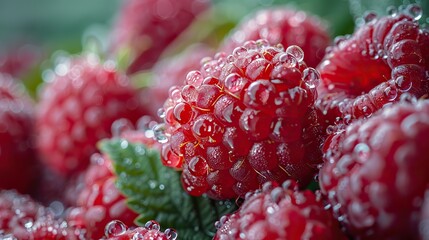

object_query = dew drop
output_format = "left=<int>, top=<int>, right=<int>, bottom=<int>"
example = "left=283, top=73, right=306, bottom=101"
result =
left=120, top=140, right=129, bottom=149
left=384, top=85, right=398, bottom=101
left=144, top=220, right=160, bottom=230
left=164, top=228, right=178, bottom=240
left=285, top=45, right=304, bottom=62
left=153, top=123, right=168, bottom=143
left=405, top=4, right=423, bottom=21
left=132, top=233, right=144, bottom=240
left=386, top=5, right=397, bottom=16
left=111, top=118, right=133, bottom=137
left=186, top=71, right=203, bottom=87
left=224, top=73, right=247, bottom=93
left=104, top=220, right=127, bottom=237
left=363, top=11, right=377, bottom=23
left=157, top=108, right=166, bottom=118
left=278, top=53, right=297, bottom=68
left=302, top=67, right=320, bottom=88
left=354, top=143, right=370, bottom=163
left=395, top=76, right=412, bottom=91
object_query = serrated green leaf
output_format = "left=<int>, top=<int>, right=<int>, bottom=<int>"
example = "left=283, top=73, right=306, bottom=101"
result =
left=99, top=139, right=238, bottom=240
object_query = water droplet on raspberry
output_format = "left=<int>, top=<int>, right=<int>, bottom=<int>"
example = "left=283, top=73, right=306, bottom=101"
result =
left=354, top=143, right=370, bottom=163
left=186, top=70, right=203, bottom=87
left=384, top=85, right=398, bottom=101
left=302, top=67, right=320, bottom=88
left=188, top=156, right=208, bottom=176
left=286, top=45, right=304, bottom=62
left=363, top=11, right=377, bottom=23
left=394, top=76, right=412, bottom=91
left=111, top=118, right=134, bottom=137
left=173, top=102, right=193, bottom=124
left=144, top=220, right=161, bottom=230
left=181, top=85, right=198, bottom=103
left=243, top=80, right=276, bottom=108
left=104, top=220, right=127, bottom=237
left=153, top=123, right=168, bottom=143
left=164, top=228, right=178, bottom=240
left=386, top=6, right=397, bottom=16
left=169, top=87, right=182, bottom=103
left=277, top=53, right=297, bottom=68
left=120, top=140, right=129, bottom=149
left=225, top=73, right=247, bottom=93
left=132, top=232, right=144, bottom=240
left=405, top=4, right=423, bottom=21
left=399, top=92, right=418, bottom=103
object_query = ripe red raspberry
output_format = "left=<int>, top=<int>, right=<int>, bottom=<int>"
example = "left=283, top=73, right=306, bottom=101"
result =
left=110, top=0, right=210, bottom=74
left=319, top=100, right=429, bottom=239
left=103, top=220, right=177, bottom=240
left=220, top=8, right=331, bottom=68
left=36, top=54, right=149, bottom=176
left=0, top=73, right=38, bottom=193
left=0, top=190, right=87, bottom=239
left=67, top=118, right=160, bottom=239
left=214, top=181, right=346, bottom=240
left=66, top=153, right=138, bottom=239
left=316, top=5, right=429, bottom=128
left=143, top=44, right=213, bottom=117
left=160, top=40, right=325, bottom=199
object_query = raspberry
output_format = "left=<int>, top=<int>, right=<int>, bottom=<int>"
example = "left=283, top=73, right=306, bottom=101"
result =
left=110, top=0, right=210, bottom=74
left=214, top=181, right=346, bottom=240
left=316, top=5, right=429, bottom=128
left=143, top=43, right=213, bottom=117
left=0, top=190, right=87, bottom=239
left=0, top=73, right=38, bottom=193
left=319, top=100, right=429, bottom=239
left=160, top=40, right=325, bottom=199
left=36, top=54, right=149, bottom=176
left=220, top=8, right=331, bottom=68
left=103, top=220, right=177, bottom=240
left=66, top=118, right=160, bottom=239
left=66, top=153, right=138, bottom=239
left=0, top=45, right=42, bottom=78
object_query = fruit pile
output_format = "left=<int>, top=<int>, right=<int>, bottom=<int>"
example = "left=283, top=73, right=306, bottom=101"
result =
left=0, top=0, right=428, bottom=239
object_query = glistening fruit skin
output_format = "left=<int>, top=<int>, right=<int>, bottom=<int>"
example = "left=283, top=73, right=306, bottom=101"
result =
left=103, top=220, right=177, bottom=240
left=214, top=181, right=346, bottom=240
left=0, top=190, right=87, bottom=240
left=220, top=8, right=331, bottom=68
left=316, top=6, right=429, bottom=128
left=319, top=100, right=429, bottom=239
left=160, top=40, right=325, bottom=199
left=66, top=153, right=139, bottom=240
left=0, top=73, right=38, bottom=193
left=110, top=0, right=210, bottom=74
left=66, top=118, right=160, bottom=239
left=36, top=55, right=149, bottom=176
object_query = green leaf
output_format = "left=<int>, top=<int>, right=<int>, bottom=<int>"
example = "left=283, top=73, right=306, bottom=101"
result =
left=99, top=139, right=237, bottom=240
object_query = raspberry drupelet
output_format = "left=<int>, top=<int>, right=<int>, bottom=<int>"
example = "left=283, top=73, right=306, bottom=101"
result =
left=214, top=181, right=347, bottom=240
left=160, top=40, right=325, bottom=200
left=316, top=4, right=429, bottom=128
left=319, top=99, right=429, bottom=239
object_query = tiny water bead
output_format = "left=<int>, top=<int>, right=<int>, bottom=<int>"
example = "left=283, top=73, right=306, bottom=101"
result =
left=405, top=4, right=423, bottom=21
left=285, top=45, right=304, bottom=62
left=363, top=11, right=377, bottom=23
left=104, top=220, right=127, bottom=237
left=302, top=67, right=320, bottom=88
left=153, top=123, right=168, bottom=143
left=144, top=220, right=161, bottom=231
left=164, top=228, right=178, bottom=240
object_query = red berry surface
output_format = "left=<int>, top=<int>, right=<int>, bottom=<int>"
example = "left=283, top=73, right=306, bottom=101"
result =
left=110, top=0, right=210, bottom=74
left=0, top=73, right=38, bottom=193
left=66, top=118, right=160, bottom=239
left=161, top=40, right=325, bottom=199
left=319, top=100, right=429, bottom=239
left=214, top=181, right=346, bottom=240
left=143, top=43, right=214, bottom=117
left=0, top=190, right=87, bottom=240
left=36, top=55, right=149, bottom=176
left=316, top=7, right=429, bottom=128
left=103, top=220, right=177, bottom=240
left=220, top=8, right=331, bottom=68
left=66, top=153, right=138, bottom=239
